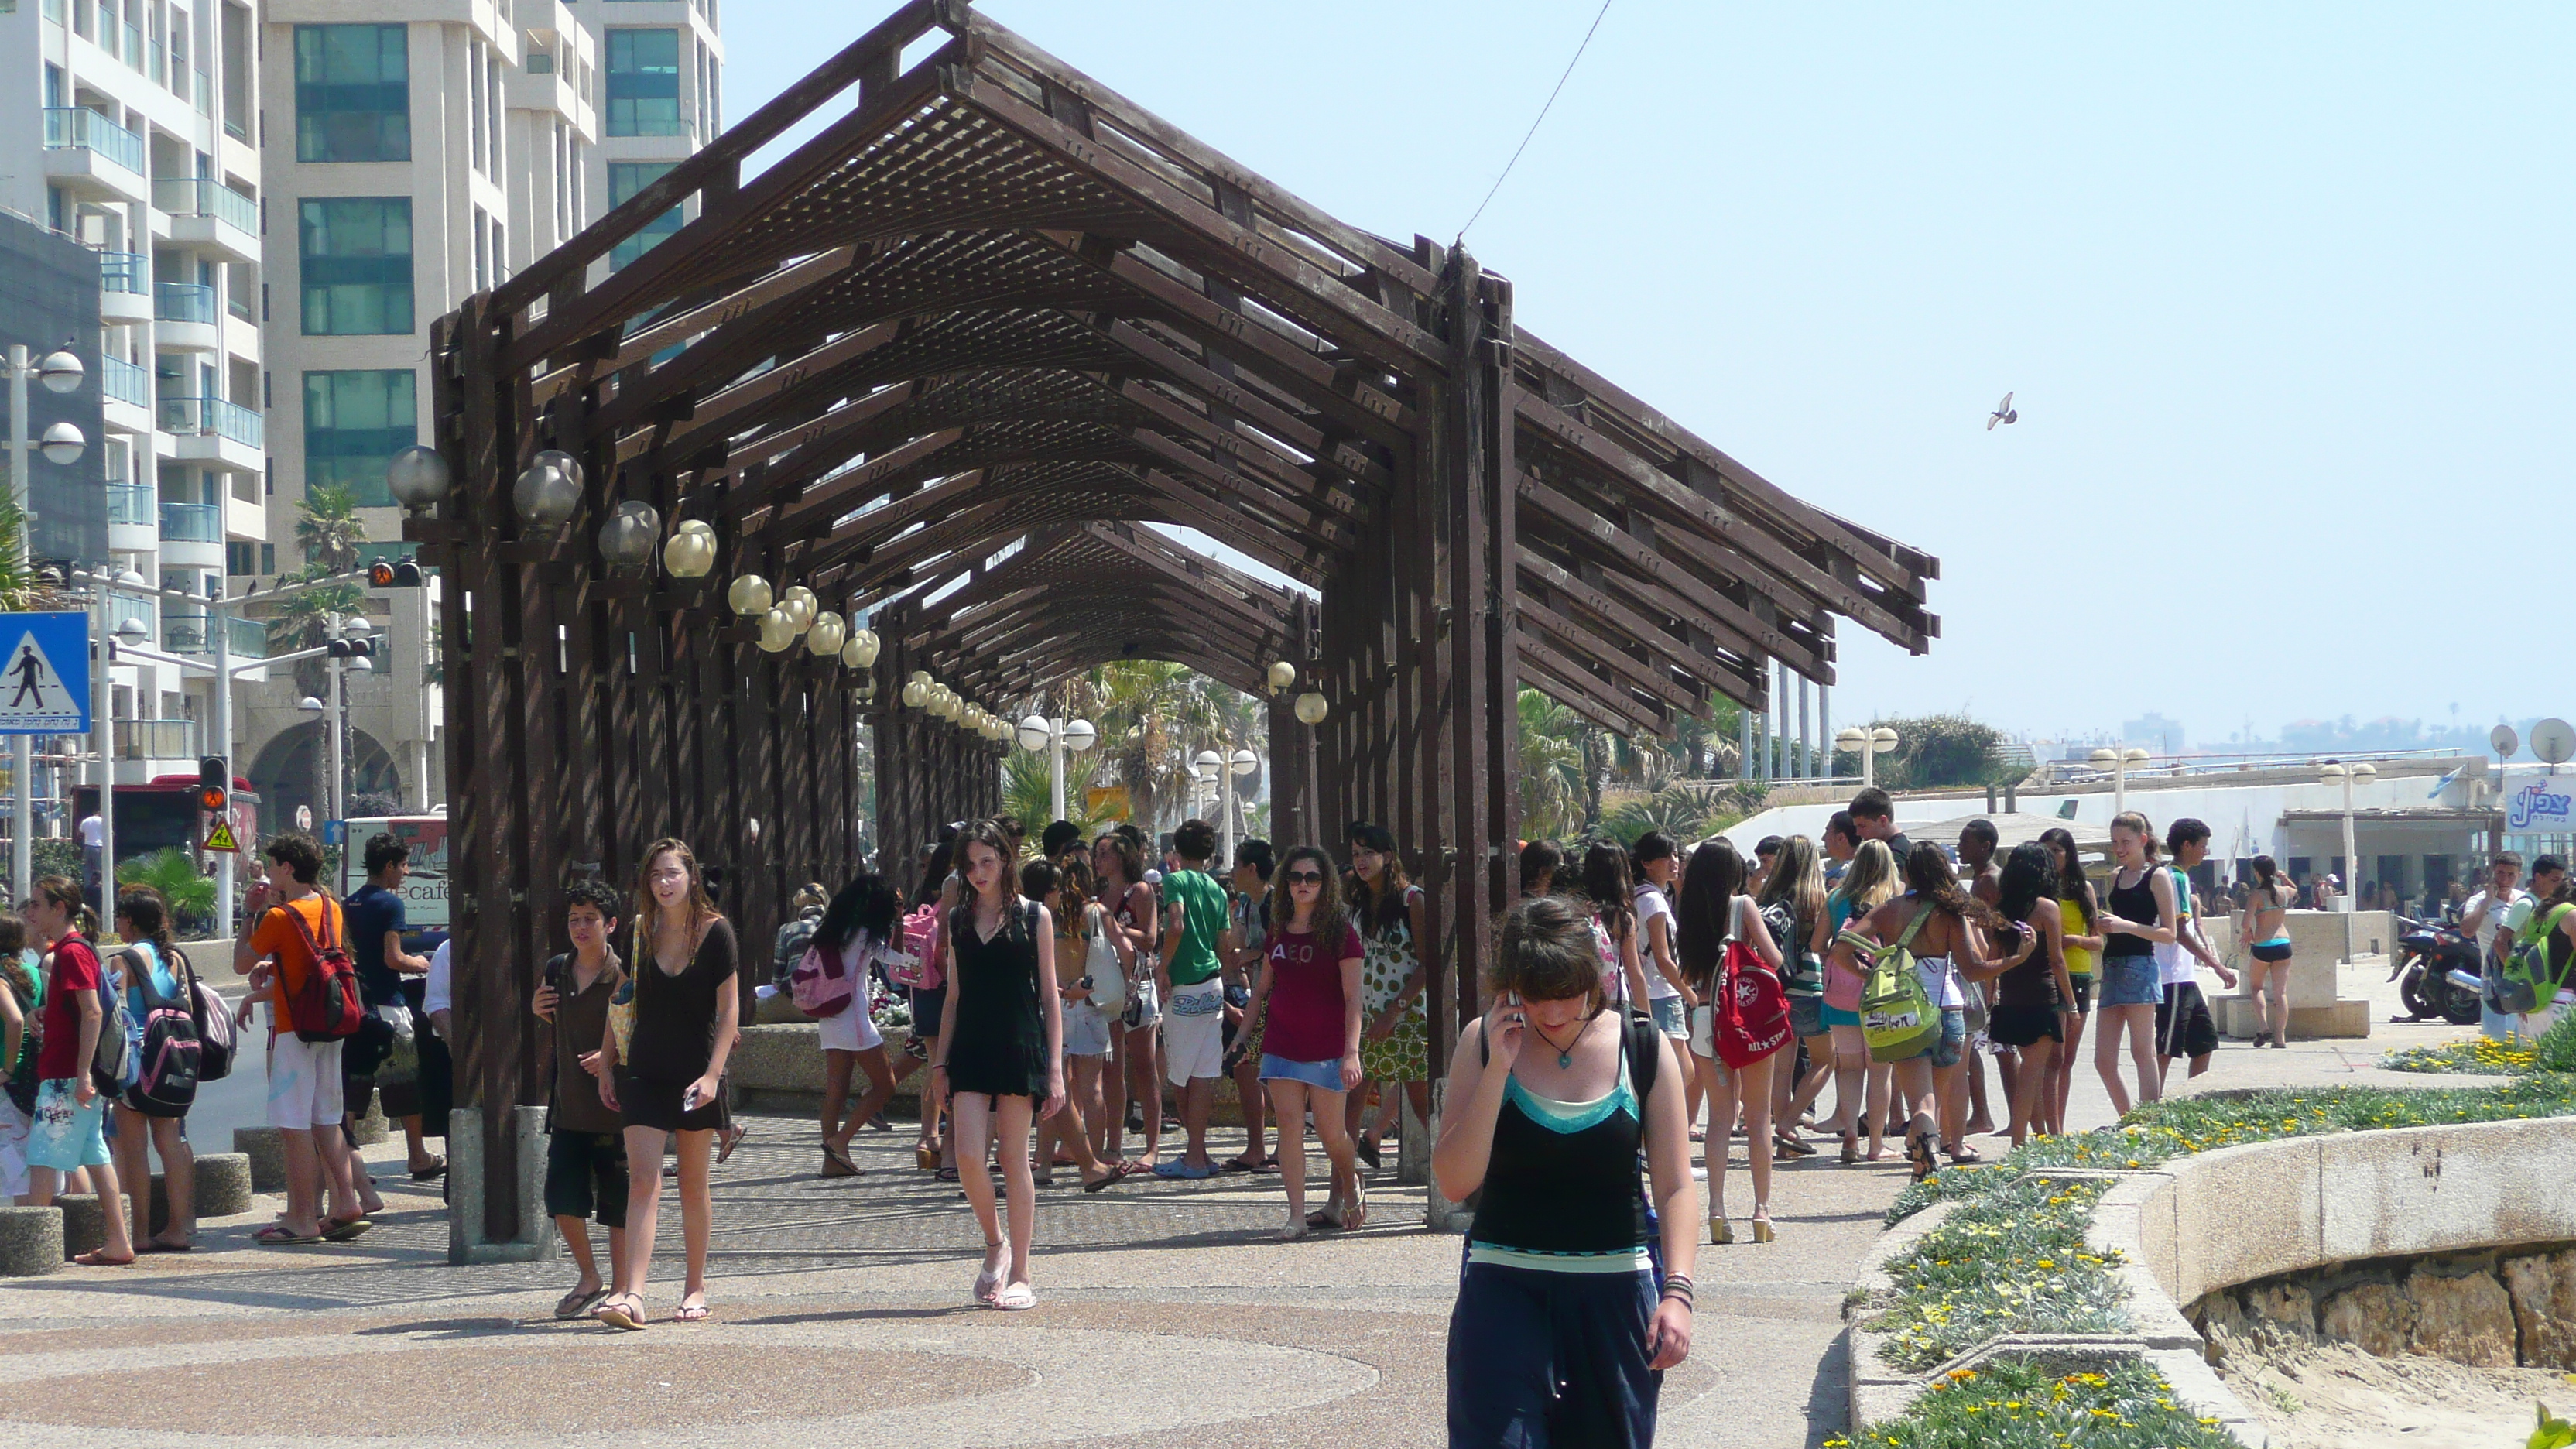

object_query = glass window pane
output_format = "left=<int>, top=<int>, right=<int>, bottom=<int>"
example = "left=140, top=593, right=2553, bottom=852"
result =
left=605, top=29, right=683, bottom=136
left=295, top=24, right=409, bottom=161
left=302, top=369, right=416, bottom=507
left=299, top=197, right=414, bottom=335
left=608, top=161, right=683, bottom=270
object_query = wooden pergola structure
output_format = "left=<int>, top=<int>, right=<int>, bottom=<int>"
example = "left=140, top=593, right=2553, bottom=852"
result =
left=420, top=0, right=1935, bottom=1242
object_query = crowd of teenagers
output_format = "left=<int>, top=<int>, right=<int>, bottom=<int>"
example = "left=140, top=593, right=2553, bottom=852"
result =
left=0, top=830, right=458, bottom=1264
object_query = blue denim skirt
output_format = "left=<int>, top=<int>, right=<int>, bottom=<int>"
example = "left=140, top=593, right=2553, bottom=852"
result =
left=2098, top=954, right=2163, bottom=1008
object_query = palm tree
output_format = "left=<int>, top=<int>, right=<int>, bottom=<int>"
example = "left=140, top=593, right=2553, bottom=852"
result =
left=0, top=497, right=70, bottom=612
left=1516, top=690, right=1585, bottom=838
left=1086, top=660, right=1230, bottom=831
left=1000, top=748, right=1111, bottom=841
left=116, top=848, right=220, bottom=937
left=293, top=482, right=366, bottom=574
left=265, top=569, right=365, bottom=699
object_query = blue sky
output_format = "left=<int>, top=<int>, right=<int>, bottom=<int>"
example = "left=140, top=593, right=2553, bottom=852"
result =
left=720, top=2, right=2574, bottom=745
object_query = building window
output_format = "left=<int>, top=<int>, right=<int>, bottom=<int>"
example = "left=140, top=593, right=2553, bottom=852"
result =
left=299, top=197, right=413, bottom=334
left=605, top=29, right=682, bottom=137
left=608, top=162, right=682, bottom=270
left=302, top=369, right=416, bottom=507
left=293, top=24, right=409, bottom=162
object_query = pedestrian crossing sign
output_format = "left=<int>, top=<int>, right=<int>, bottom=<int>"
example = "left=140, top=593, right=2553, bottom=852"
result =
left=0, top=612, right=90, bottom=735
left=203, top=819, right=241, bottom=853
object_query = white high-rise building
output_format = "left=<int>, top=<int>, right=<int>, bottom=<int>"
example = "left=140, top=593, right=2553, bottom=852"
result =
left=245, top=0, right=721, bottom=822
left=9, top=0, right=275, bottom=790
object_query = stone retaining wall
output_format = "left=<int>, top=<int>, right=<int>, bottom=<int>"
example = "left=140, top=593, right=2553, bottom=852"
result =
left=2199, top=1244, right=2576, bottom=1370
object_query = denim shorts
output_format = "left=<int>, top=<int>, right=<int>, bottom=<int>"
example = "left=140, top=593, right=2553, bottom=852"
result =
left=1787, top=993, right=1824, bottom=1040
left=1927, top=1008, right=1967, bottom=1070
left=2098, top=954, right=2163, bottom=1008
left=1259, top=1054, right=1348, bottom=1091
left=1649, top=995, right=1688, bottom=1039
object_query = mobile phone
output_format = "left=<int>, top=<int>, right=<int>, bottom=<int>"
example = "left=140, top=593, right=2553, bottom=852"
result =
left=682, top=1084, right=703, bottom=1112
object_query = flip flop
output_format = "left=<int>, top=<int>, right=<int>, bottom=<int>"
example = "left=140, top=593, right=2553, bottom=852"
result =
left=992, top=1283, right=1036, bottom=1311
left=1151, top=1160, right=1215, bottom=1180
left=1081, top=1170, right=1124, bottom=1194
left=556, top=1286, right=611, bottom=1321
left=1947, top=1145, right=1985, bottom=1164
left=71, top=1249, right=136, bottom=1266
left=320, top=1216, right=372, bottom=1242
left=717, top=1125, right=748, bottom=1164
left=1306, top=1208, right=1344, bottom=1231
left=672, top=1300, right=711, bottom=1323
left=1108, top=1159, right=1153, bottom=1179
left=594, top=1296, right=646, bottom=1331
left=253, top=1225, right=323, bottom=1246
left=136, top=1241, right=194, bottom=1254
left=820, top=1143, right=861, bottom=1179
left=409, top=1157, right=449, bottom=1180
left=1219, top=1156, right=1261, bottom=1173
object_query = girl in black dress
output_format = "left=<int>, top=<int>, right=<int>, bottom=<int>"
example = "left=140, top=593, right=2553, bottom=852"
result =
left=933, top=820, right=1065, bottom=1310
left=595, top=838, right=739, bottom=1329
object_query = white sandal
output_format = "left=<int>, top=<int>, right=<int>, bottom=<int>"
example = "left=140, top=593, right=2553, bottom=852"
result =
left=993, top=1282, right=1036, bottom=1311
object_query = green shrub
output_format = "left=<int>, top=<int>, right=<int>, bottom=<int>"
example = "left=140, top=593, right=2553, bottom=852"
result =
left=1831, top=1359, right=2238, bottom=1449
left=1869, top=1177, right=2126, bottom=1372
left=2535, top=1012, right=2576, bottom=1074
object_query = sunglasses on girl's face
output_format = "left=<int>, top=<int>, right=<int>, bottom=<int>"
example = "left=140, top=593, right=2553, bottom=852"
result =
left=1285, top=871, right=1325, bottom=885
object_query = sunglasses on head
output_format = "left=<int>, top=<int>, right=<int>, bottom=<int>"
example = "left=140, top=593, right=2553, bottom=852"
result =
left=1285, top=870, right=1325, bottom=884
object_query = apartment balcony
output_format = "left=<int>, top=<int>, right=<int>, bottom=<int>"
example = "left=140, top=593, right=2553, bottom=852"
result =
left=161, top=615, right=266, bottom=661
left=158, top=502, right=221, bottom=543
left=43, top=108, right=149, bottom=205
left=100, top=356, right=155, bottom=436
left=96, top=248, right=152, bottom=324
left=153, top=178, right=259, bottom=265
left=152, top=283, right=220, bottom=350
left=114, top=717, right=198, bottom=763
left=158, top=396, right=264, bottom=474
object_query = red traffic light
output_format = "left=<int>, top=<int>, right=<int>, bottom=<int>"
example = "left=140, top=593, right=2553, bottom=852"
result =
left=198, top=755, right=228, bottom=814
left=199, top=786, right=228, bottom=812
left=368, top=560, right=425, bottom=587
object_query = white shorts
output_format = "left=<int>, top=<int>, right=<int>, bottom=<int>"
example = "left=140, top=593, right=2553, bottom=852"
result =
left=1687, top=1003, right=1715, bottom=1060
left=266, top=1033, right=346, bottom=1129
left=816, top=1002, right=884, bottom=1054
left=1161, top=979, right=1227, bottom=1086
left=1063, top=999, right=1113, bottom=1059
left=0, top=1097, right=29, bottom=1198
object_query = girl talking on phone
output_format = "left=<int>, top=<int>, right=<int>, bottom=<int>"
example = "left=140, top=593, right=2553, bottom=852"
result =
left=593, top=838, right=738, bottom=1329
left=1434, top=894, right=1697, bottom=1446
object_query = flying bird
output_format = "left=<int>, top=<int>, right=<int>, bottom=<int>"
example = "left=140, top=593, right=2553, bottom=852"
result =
left=1987, top=392, right=2018, bottom=430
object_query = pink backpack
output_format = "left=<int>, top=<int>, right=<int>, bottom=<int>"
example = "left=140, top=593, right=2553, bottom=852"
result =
left=788, top=938, right=860, bottom=1019
left=887, top=904, right=944, bottom=991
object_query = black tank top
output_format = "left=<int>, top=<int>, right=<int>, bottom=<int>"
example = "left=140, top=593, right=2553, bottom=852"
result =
left=1467, top=1016, right=1657, bottom=1261
left=2104, top=868, right=2156, bottom=959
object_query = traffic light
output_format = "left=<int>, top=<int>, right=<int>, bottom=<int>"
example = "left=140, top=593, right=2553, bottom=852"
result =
left=197, top=755, right=228, bottom=814
left=367, top=559, right=426, bottom=588
left=326, top=637, right=375, bottom=662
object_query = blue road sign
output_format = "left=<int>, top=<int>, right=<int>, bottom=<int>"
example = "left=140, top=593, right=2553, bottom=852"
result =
left=0, top=611, right=91, bottom=735
left=324, top=820, right=347, bottom=846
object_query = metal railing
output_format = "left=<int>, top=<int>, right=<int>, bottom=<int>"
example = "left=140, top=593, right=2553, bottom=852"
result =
left=158, top=502, right=221, bottom=543
left=99, top=355, right=151, bottom=408
left=153, top=282, right=217, bottom=325
left=104, top=592, right=155, bottom=638
left=114, top=717, right=197, bottom=761
left=123, top=22, right=142, bottom=68
left=153, top=176, right=256, bottom=235
left=196, top=70, right=213, bottom=117
left=105, top=484, right=154, bottom=526
left=43, top=107, right=145, bottom=174
left=157, top=614, right=269, bottom=661
left=97, top=248, right=148, bottom=295
left=157, top=396, right=262, bottom=447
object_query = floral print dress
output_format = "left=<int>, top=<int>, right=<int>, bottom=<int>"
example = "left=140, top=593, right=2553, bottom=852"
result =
left=1359, top=885, right=1429, bottom=1083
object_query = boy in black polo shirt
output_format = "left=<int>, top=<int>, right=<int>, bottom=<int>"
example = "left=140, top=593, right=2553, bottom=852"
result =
left=529, top=880, right=628, bottom=1318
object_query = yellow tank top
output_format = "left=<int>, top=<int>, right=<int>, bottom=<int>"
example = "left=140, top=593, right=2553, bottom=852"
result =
left=2059, top=894, right=2096, bottom=977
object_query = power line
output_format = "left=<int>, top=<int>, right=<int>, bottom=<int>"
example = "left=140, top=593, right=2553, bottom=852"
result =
left=1457, top=0, right=1617, bottom=242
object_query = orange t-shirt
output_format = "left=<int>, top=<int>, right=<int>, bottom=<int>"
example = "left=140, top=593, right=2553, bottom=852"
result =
left=251, top=895, right=342, bottom=1036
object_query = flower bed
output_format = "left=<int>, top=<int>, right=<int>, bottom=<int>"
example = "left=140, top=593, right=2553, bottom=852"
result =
left=2382, top=1036, right=2536, bottom=1074
left=1889, top=1076, right=2576, bottom=1222
left=1828, top=1361, right=2238, bottom=1449
left=1870, top=1177, right=2127, bottom=1372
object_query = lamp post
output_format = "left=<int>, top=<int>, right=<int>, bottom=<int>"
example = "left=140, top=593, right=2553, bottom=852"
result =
left=7, top=344, right=84, bottom=902
left=2321, top=760, right=2376, bottom=913
left=1836, top=725, right=1900, bottom=790
left=2090, top=745, right=2152, bottom=818
left=1015, top=713, right=1098, bottom=824
left=299, top=611, right=374, bottom=837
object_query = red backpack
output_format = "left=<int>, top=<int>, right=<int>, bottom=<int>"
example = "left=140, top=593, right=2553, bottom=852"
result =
left=887, top=904, right=944, bottom=991
left=278, top=900, right=365, bottom=1044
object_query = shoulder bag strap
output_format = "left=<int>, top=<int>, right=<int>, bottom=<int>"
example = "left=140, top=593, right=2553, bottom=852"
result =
left=1892, top=901, right=1934, bottom=954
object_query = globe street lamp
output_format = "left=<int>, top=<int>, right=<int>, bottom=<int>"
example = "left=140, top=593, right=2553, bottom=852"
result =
left=7, top=346, right=88, bottom=901
left=1836, top=725, right=1901, bottom=790
left=1016, top=712, right=1098, bottom=823
left=2320, top=760, right=2376, bottom=913
left=2090, top=745, right=2152, bottom=819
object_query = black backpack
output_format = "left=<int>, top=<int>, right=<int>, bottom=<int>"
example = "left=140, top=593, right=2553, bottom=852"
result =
left=119, top=947, right=200, bottom=1117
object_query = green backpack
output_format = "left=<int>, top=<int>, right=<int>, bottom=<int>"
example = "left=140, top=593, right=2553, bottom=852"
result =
left=1841, top=903, right=1939, bottom=1064
left=2499, top=903, right=2575, bottom=1016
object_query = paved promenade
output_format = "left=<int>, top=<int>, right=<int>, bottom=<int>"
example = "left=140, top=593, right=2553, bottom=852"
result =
left=0, top=957, right=2482, bottom=1447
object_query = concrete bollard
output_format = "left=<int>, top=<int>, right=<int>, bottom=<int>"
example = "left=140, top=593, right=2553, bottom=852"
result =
left=146, top=1153, right=255, bottom=1232
left=349, top=1097, right=388, bottom=1146
left=55, top=1193, right=130, bottom=1259
left=233, top=1127, right=286, bottom=1193
left=0, top=1206, right=63, bottom=1276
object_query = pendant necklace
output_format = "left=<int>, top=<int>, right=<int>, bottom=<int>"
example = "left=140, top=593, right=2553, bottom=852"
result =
left=1530, top=1015, right=1586, bottom=1069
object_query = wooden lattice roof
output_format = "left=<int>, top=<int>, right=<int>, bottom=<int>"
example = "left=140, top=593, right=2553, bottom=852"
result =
left=482, top=0, right=1935, bottom=728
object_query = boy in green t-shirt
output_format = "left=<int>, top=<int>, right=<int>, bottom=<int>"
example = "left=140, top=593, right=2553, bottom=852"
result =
left=1153, top=820, right=1231, bottom=1178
